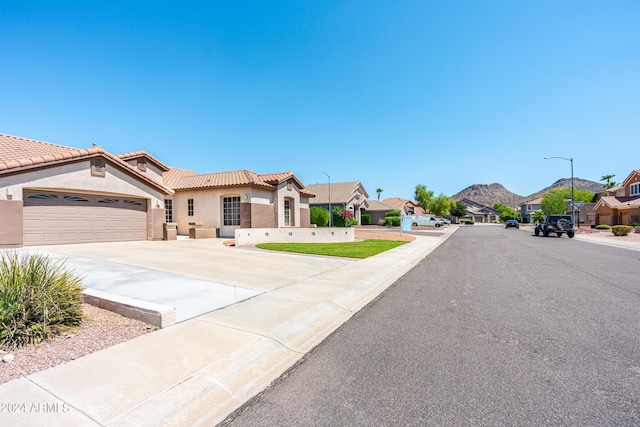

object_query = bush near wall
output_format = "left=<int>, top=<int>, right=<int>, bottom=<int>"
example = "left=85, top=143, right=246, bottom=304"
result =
left=595, top=224, right=611, bottom=230
left=386, top=210, right=401, bottom=217
left=611, top=225, right=634, bottom=236
left=361, top=214, right=372, bottom=225
left=332, top=207, right=354, bottom=227
left=0, top=252, right=84, bottom=350
left=310, top=206, right=330, bottom=227
left=461, top=220, right=475, bottom=225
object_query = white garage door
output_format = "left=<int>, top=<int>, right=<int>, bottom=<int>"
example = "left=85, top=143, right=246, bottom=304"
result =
left=23, top=191, right=147, bottom=245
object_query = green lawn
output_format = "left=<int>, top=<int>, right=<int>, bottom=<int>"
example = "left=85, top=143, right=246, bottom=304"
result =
left=255, top=239, right=410, bottom=259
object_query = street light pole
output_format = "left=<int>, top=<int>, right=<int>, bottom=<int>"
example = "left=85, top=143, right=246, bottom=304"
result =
left=544, top=156, right=575, bottom=226
left=322, top=171, right=331, bottom=227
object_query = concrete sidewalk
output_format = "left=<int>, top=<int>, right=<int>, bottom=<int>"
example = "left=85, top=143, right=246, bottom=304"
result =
left=0, top=229, right=455, bottom=426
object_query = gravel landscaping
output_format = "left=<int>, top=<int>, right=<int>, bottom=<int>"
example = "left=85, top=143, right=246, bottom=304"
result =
left=0, top=304, right=155, bottom=384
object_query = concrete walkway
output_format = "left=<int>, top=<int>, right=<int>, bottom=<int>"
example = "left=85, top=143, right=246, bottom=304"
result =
left=0, top=229, right=456, bottom=426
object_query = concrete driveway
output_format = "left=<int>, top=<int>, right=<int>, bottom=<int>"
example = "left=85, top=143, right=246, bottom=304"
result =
left=29, top=238, right=355, bottom=322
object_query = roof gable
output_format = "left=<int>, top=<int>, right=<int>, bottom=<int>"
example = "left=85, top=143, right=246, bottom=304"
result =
left=117, top=150, right=170, bottom=171
left=0, top=133, right=172, bottom=195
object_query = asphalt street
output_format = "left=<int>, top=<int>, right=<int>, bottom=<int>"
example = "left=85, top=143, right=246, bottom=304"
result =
left=225, top=225, right=640, bottom=426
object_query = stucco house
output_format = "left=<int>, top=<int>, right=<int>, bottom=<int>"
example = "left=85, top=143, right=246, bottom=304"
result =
left=362, top=199, right=394, bottom=225
left=457, top=198, right=499, bottom=223
left=0, top=133, right=314, bottom=245
left=164, top=168, right=314, bottom=237
left=380, top=197, right=425, bottom=215
left=306, top=181, right=369, bottom=224
left=520, top=197, right=543, bottom=223
left=594, top=169, right=640, bottom=226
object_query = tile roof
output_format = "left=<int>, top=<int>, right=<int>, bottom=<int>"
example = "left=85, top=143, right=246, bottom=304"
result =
left=306, top=181, right=367, bottom=204
left=0, top=133, right=173, bottom=194
left=167, top=168, right=315, bottom=197
left=523, top=197, right=543, bottom=205
left=365, top=199, right=393, bottom=211
left=117, top=150, right=170, bottom=171
left=595, top=195, right=640, bottom=209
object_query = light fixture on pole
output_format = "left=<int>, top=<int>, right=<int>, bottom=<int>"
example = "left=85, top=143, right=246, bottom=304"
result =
left=544, top=156, right=574, bottom=226
left=322, top=171, right=331, bottom=227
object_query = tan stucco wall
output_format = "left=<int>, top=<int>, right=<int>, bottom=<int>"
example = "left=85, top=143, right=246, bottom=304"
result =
left=251, top=203, right=275, bottom=228
left=0, top=200, right=23, bottom=246
left=625, top=173, right=640, bottom=196
left=299, top=206, right=310, bottom=228
left=172, top=187, right=252, bottom=234
left=0, top=159, right=167, bottom=241
left=274, top=181, right=302, bottom=227
left=151, top=208, right=166, bottom=240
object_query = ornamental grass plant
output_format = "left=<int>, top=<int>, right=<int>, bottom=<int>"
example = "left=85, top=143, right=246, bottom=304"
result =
left=0, top=251, right=84, bottom=350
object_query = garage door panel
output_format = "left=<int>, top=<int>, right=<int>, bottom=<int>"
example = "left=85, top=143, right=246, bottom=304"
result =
left=23, top=191, right=148, bottom=245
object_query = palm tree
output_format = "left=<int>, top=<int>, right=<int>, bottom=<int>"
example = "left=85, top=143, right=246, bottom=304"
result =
left=600, top=174, right=617, bottom=189
left=376, top=188, right=383, bottom=201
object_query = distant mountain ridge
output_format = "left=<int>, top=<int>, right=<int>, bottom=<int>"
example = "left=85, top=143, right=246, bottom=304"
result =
left=452, top=178, right=603, bottom=208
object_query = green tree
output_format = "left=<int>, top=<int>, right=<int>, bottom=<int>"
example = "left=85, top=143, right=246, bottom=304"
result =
left=430, top=194, right=455, bottom=217
left=414, top=184, right=434, bottom=213
left=541, top=189, right=569, bottom=214
left=376, top=188, right=383, bottom=201
left=449, top=202, right=467, bottom=222
left=493, top=203, right=519, bottom=222
left=532, top=210, right=544, bottom=224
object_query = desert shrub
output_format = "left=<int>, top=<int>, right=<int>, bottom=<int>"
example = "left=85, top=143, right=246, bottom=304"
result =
left=390, top=216, right=401, bottom=226
left=595, top=224, right=611, bottom=230
left=611, top=225, right=633, bottom=236
left=332, top=207, right=354, bottom=227
left=0, top=252, right=84, bottom=350
left=378, top=219, right=386, bottom=226
left=352, top=219, right=359, bottom=226
left=386, top=210, right=401, bottom=217
left=385, top=217, right=393, bottom=226
left=310, top=206, right=329, bottom=227
left=461, top=220, right=475, bottom=225
left=361, top=214, right=372, bottom=225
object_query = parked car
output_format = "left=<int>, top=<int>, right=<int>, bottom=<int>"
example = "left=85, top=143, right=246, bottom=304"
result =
left=535, top=215, right=574, bottom=238
left=439, top=218, right=451, bottom=225
left=407, top=215, right=443, bottom=227
left=505, top=219, right=519, bottom=228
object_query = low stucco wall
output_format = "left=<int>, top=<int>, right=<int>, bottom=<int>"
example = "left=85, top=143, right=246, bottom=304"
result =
left=235, top=227, right=355, bottom=246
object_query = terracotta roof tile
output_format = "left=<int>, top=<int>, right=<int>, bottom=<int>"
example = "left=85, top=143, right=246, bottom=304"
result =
left=117, top=150, right=171, bottom=171
left=0, top=133, right=173, bottom=195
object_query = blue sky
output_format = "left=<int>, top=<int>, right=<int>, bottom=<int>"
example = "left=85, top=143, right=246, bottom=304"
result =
left=2, top=1, right=639, bottom=200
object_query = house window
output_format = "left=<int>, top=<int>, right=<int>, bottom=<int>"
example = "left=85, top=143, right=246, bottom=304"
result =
left=223, top=196, right=240, bottom=226
left=137, top=158, right=147, bottom=172
left=284, top=199, right=291, bottom=226
left=187, top=199, right=194, bottom=216
left=527, top=205, right=532, bottom=210
left=165, top=200, right=173, bottom=222
left=91, top=158, right=106, bottom=177
left=631, top=183, right=640, bottom=196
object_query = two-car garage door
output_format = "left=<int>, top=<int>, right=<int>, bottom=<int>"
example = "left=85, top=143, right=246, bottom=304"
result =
left=23, top=191, right=147, bottom=245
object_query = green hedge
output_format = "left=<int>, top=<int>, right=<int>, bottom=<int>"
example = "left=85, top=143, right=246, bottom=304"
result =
left=595, top=224, right=611, bottom=229
left=461, top=220, right=475, bottom=225
left=612, top=225, right=634, bottom=236
left=310, top=206, right=329, bottom=227
left=386, top=210, right=401, bottom=217
left=361, top=214, right=372, bottom=225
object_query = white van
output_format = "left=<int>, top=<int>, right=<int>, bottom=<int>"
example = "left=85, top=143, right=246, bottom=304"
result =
left=406, top=215, right=443, bottom=227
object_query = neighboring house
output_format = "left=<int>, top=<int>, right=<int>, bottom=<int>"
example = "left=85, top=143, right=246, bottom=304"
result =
left=306, top=181, right=369, bottom=224
left=520, top=197, right=543, bottom=223
left=0, top=133, right=173, bottom=246
left=0, top=132, right=315, bottom=245
left=380, top=197, right=424, bottom=215
left=457, top=198, right=499, bottom=223
left=363, top=199, right=394, bottom=225
left=594, top=169, right=640, bottom=226
left=164, top=168, right=314, bottom=237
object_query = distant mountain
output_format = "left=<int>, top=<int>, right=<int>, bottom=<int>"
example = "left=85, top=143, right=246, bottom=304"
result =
left=452, top=183, right=524, bottom=208
left=523, top=178, right=604, bottom=203
left=452, top=178, right=603, bottom=208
